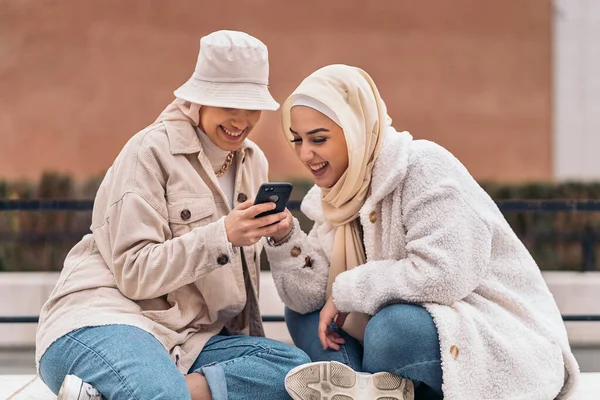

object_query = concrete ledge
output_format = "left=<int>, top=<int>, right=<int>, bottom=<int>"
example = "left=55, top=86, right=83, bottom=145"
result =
left=544, top=272, right=600, bottom=346
left=0, top=271, right=292, bottom=347
left=1, top=271, right=600, bottom=347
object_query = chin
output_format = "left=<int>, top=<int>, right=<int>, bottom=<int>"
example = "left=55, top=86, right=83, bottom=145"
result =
left=221, top=142, right=239, bottom=151
left=314, top=178, right=335, bottom=189
left=221, top=138, right=247, bottom=152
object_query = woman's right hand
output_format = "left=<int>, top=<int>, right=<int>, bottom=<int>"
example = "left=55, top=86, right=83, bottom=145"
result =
left=225, top=200, right=289, bottom=247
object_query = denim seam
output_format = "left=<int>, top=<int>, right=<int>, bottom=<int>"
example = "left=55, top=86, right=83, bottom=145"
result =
left=64, top=332, right=141, bottom=400
left=201, top=347, right=273, bottom=369
left=200, top=343, right=270, bottom=353
left=394, top=359, right=441, bottom=376
left=339, top=344, right=351, bottom=366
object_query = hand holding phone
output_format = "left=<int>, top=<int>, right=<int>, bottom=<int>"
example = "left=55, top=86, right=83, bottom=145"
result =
left=253, top=183, right=293, bottom=219
left=224, top=183, right=293, bottom=247
left=254, top=182, right=295, bottom=243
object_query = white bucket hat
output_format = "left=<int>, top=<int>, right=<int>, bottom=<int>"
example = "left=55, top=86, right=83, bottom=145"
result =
left=174, top=30, right=279, bottom=111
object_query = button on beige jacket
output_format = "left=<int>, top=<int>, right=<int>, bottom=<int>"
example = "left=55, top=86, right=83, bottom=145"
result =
left=35, top=119, right=268, bottom=374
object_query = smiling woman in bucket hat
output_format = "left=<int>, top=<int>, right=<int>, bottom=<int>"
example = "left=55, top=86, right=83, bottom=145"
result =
left=35, top=30, right=310, bottom=400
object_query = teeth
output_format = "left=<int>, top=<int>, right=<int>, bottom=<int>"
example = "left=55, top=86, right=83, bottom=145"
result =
left=222, top=126, right=244, bottom=137
left=310, top=162, right=328, bottom=171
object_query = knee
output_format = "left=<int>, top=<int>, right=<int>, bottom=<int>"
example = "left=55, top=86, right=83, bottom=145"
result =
left=283, top=344, right=312, bottom=367
left=364, top=304, right=439, bottom=362
left=284, top=306, right=302, bottom=329
left=267, top=339, right=311, bottom=370
left=39, top=344, right=68, bottom=395
left=39, top=363, right=61, bottom=395
left=284, top=307, right=320, bottom=350
left=284, top=307, right=318, bottom=329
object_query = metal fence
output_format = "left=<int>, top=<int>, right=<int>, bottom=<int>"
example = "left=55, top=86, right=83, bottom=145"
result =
left=1, top=198, right=600, bottom=324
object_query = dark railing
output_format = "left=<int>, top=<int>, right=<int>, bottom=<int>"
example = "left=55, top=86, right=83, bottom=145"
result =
left=0, top=314, right=598, bottom=324
left=2, top=198, right=600, bottom=212
left=1, top=198, right=600, bottom=324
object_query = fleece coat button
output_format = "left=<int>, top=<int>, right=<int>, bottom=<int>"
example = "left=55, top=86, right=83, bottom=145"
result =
left=217, top=255, right=229, bottom=265
left=450, top=345, right=459, bottom=360
left=303, top=256, right=313, bottom=268
left=369, top=211, right=377, bottom=223
left=290, top=247, right=302, bottom=257
left=180, top=209, right=191, bottom=221
left=237, top=193, right=248, bottom=203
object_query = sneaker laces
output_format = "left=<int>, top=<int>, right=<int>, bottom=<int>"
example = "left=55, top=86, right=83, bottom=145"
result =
left=83, top=383, right=103, bottom=400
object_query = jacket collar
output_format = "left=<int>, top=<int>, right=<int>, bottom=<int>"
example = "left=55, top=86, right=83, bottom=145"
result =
left=368, top=128, right=413, bottom=205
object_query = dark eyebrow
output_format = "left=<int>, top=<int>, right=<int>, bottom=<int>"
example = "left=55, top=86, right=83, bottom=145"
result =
left=289, top=127, right=330, bottom=135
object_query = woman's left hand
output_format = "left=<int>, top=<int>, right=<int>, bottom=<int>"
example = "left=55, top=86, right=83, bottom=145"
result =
left=318, top=296, right=348, bottom=351
left=268, top=208, right=294, bottom=243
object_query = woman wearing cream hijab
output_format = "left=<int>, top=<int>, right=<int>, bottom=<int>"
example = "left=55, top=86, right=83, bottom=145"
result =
left=265, top=65, right=578, bottom=400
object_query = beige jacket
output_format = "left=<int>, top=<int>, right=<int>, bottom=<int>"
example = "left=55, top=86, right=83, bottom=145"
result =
left=36, top=120, right=268, bottom=373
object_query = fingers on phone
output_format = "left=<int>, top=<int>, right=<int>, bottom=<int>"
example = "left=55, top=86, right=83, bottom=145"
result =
left=235, top=200, right=254, bottom=210
left=257, top=220, right=285, bottom=237
left=249, top=202, right=276, bottom=217
left=256, top=211, right=286, bottom=227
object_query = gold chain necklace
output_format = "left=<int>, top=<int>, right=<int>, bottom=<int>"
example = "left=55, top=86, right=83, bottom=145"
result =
left=214, top=151, right=235, bottom=177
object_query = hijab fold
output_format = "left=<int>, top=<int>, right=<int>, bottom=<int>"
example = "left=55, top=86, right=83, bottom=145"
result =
left=155, top=98, right=201, bottom=125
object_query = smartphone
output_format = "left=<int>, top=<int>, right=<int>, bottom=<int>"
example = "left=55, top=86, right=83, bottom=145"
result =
left=253, top=182, right=293, bottom=218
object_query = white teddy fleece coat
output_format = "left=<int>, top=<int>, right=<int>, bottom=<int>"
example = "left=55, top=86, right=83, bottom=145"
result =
left=266, top=129, right=579, bottom=400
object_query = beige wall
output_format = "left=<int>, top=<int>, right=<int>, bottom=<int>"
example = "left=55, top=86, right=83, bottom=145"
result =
left=0, top=0, right=552, bottom=183
left=553, top=0, right=600, bottom=180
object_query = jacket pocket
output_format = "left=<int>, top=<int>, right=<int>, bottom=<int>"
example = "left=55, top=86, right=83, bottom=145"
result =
left=166, top=194, right=215, bottom=237
left=139, top=285, right=203, bottom=331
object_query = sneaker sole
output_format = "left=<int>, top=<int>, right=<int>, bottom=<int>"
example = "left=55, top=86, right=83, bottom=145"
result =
left=58, top=375, right=84, bottom=400
left=285, top=361, right=414, bottom=400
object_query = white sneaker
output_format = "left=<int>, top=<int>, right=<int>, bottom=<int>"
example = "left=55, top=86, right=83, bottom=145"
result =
left=285, top=361, right=414, bottom=400
left=58, top=375, right=104, bottom=400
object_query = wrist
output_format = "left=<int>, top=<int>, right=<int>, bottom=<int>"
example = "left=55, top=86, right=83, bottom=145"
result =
left=271, top=224, right=293, bottom=241
left=267, top=223, right=295, bottom=247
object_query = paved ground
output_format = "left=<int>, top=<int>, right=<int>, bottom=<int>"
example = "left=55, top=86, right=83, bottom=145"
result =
left=2, top=373, right=600, bottom=399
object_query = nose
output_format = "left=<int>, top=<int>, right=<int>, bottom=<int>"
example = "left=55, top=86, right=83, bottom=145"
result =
left=231, top=110, right=259, bottom=130
left=298, top=142, right=313, bottom=164
left=230, top=118, right=248, bottom=131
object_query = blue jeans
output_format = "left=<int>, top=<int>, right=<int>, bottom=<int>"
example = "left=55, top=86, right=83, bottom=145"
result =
left=39, top=324, right=310, bottom=400
left=285, top=304, right=444, bottom=400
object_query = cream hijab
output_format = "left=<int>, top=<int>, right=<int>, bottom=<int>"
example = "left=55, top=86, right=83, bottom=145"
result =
left=155, top=98, right=201, bottom=125
left=281, top=65, right=388, bottom=341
